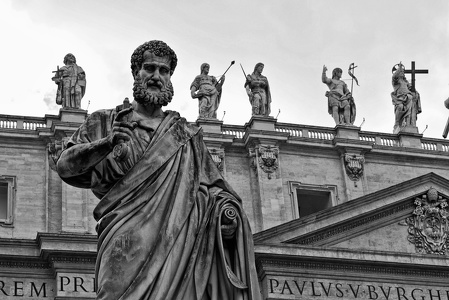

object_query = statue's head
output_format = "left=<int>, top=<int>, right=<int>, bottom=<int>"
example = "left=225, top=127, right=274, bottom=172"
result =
left=131, top=40, right=177, bottom=107
left=254, top=63, right=264, bottom=74
left=63, top=53, right=76, bottom=65
left=332, top=68, right=342, bottom=79
left=200, top=63, right=210, bottom=74
left=131, top=40, right=177, bottom=78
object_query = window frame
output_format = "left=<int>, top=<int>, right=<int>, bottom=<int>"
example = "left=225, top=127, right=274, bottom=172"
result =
left=0, top=175, right=16, bottom=225
left=288, top=181, right=338, bottom=219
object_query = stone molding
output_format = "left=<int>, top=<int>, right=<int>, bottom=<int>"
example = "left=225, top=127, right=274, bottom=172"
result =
left=256, top=256, right=449, bottom=279
left=286, top=199, right=414, bottom=245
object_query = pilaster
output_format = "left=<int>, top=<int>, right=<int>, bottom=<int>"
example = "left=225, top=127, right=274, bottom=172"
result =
left=244, top=116, right=288, bottom=230
left=333, top=125, right=372, bottom=202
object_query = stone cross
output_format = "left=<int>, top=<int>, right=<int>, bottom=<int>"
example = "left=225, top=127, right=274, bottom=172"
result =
left=404, top=61, right=428, bottom=91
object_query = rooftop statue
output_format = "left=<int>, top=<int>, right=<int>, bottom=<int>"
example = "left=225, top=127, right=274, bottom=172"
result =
left=244, top=63, right=271, bottom=116
left=190, top=63, right=225, bottom=119
left=56, top=40, right=261, bottom=300
left=391, top=63, right=422, bottom=133
left=52, top=53, right=86, bottom=109
left=322, top=65, right=356, bottom=125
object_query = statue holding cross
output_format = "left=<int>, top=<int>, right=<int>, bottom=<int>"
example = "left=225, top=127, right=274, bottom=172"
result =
left=51, top=53, right=86, bottom=109
left=391, top=61, right=427, bottom=133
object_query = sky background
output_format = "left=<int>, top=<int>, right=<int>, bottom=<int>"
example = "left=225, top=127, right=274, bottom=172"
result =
left=1, top=0, right=448, bottom=139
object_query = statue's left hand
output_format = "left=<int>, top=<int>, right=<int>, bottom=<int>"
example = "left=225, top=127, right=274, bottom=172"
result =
left=221, top=218, right=237, bottom=240
left=221, top=206, right=238, bottom=239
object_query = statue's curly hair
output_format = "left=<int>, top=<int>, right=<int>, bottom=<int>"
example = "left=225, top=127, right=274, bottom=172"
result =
left=64, top=53, right=76, bottom=64
left=130, top=40, right=178, bottom=77
left=332, top=68, right=343, bottom=79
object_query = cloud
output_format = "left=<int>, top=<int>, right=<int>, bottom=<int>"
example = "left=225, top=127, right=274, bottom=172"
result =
left=43, top=90, right=59, bottom=111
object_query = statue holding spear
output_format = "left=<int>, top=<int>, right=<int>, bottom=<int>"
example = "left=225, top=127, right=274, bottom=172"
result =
left=321, top=63, right=358, bottom=125
left=190, top=61, right=234, bottom=119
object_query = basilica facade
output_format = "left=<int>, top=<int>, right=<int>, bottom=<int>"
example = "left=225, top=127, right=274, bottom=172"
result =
left=0, top=109, right=448, bottom=299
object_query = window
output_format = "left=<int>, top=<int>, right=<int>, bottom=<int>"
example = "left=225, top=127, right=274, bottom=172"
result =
left=289, top=181, right=338, bottom=219
left=0, top=176, right=15, bottom=225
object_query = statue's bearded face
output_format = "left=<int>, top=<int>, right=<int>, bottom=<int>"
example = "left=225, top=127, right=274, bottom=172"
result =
left=133, top=51, right=174, bottom=106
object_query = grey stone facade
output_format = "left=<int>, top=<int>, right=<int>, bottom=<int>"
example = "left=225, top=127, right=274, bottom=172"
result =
left=1, top=110, right=449, bottom=299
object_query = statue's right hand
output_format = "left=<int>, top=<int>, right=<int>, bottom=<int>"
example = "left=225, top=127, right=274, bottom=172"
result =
left=111, top=107, right=135, bottom=146
left=323, top=65, right=327, bottom=72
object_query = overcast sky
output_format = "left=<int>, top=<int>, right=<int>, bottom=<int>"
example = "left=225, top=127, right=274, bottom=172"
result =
left=1, top=0, right=448, bottom=139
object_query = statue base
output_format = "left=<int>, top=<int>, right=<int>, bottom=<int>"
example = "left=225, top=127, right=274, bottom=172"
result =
left=59, top=108, right=88, bottom=123
left=396, top=126, right=422, bottom=149
left=335, top=124, right=361, bottom=140
left=245, top=115, right=276, bottom=131
left=196, top=118, right=223, bottom=134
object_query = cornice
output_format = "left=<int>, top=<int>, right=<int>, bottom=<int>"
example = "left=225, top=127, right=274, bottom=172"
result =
left=256, top=254, right=449, bottom=280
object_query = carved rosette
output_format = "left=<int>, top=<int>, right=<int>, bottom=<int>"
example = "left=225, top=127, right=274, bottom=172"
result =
left=209, top=148, right=225, bottom=174
left=344, top=153, right=365, bottom=181
left=257, top=145, right=279, bottom=179
left=405, top=188, right=449, bottom=255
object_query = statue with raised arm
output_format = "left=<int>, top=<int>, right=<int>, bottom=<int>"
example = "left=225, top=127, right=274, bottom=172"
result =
left=56, top=40, right=261, bottom=300
left=322, top=65, right=355, bottom=125
left=391, top=63, right=421, bottom=132
left=245, top=63, right=271, bottom=116
left=52, top=53, right=86, bottom=109
left=190, top=63, right=225, bottom=119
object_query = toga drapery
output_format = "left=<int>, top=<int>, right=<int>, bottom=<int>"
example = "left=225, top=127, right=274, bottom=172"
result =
left=60, top=109, right=261, bottom=300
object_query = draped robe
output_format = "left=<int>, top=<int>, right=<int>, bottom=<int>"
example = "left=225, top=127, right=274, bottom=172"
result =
left=59, top=109, right=261, bottom=300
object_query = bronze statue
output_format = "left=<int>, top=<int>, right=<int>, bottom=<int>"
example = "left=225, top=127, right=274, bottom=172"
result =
left=322, top=65, right=356, bottom=125
left=56, top=40, right=260, bottom=300
left=190, top=63, right=225, bottom=119
left=391, top=63, right=421, bottom=132
left=245, top=63, right=271, bottom=116
left=52, top=53, right=86, bottom=109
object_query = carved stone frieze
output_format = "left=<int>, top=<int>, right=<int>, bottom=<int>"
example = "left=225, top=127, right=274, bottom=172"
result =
left=344, top=153, right=365, bottom=181
left=405, top=188, right=449, bottom=255
left=209, top=148, right=225, bottom=173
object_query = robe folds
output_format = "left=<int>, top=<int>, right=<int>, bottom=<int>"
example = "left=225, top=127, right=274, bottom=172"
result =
left=59, top=109, right=261, bottom=300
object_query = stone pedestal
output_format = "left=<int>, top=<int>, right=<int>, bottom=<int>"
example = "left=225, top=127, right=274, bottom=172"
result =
left=59, top=108, right=88, bottom=123
left=195, top=118, right=223, bottom=134
left=397, top=126, right=422, bottom=149
left=335, top=124, right=360, bottom=140
left=246, top=115, right=276, bottom=131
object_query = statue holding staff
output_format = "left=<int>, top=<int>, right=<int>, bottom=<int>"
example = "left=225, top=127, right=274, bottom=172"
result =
left=322, top=65, right=356, bottom=125
left=190, top=62, right=231, bottom=119
left=244, top=63, right=271, bottom=116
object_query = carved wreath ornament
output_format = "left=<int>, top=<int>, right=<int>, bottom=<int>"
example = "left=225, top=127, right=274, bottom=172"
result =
left=344, top=153, right=365, bottom=182
left=248, top=145, right=279, bottom=179
left=257, top=145, right=279, bottom=179
left=405, top=188, right=449, bottom=255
